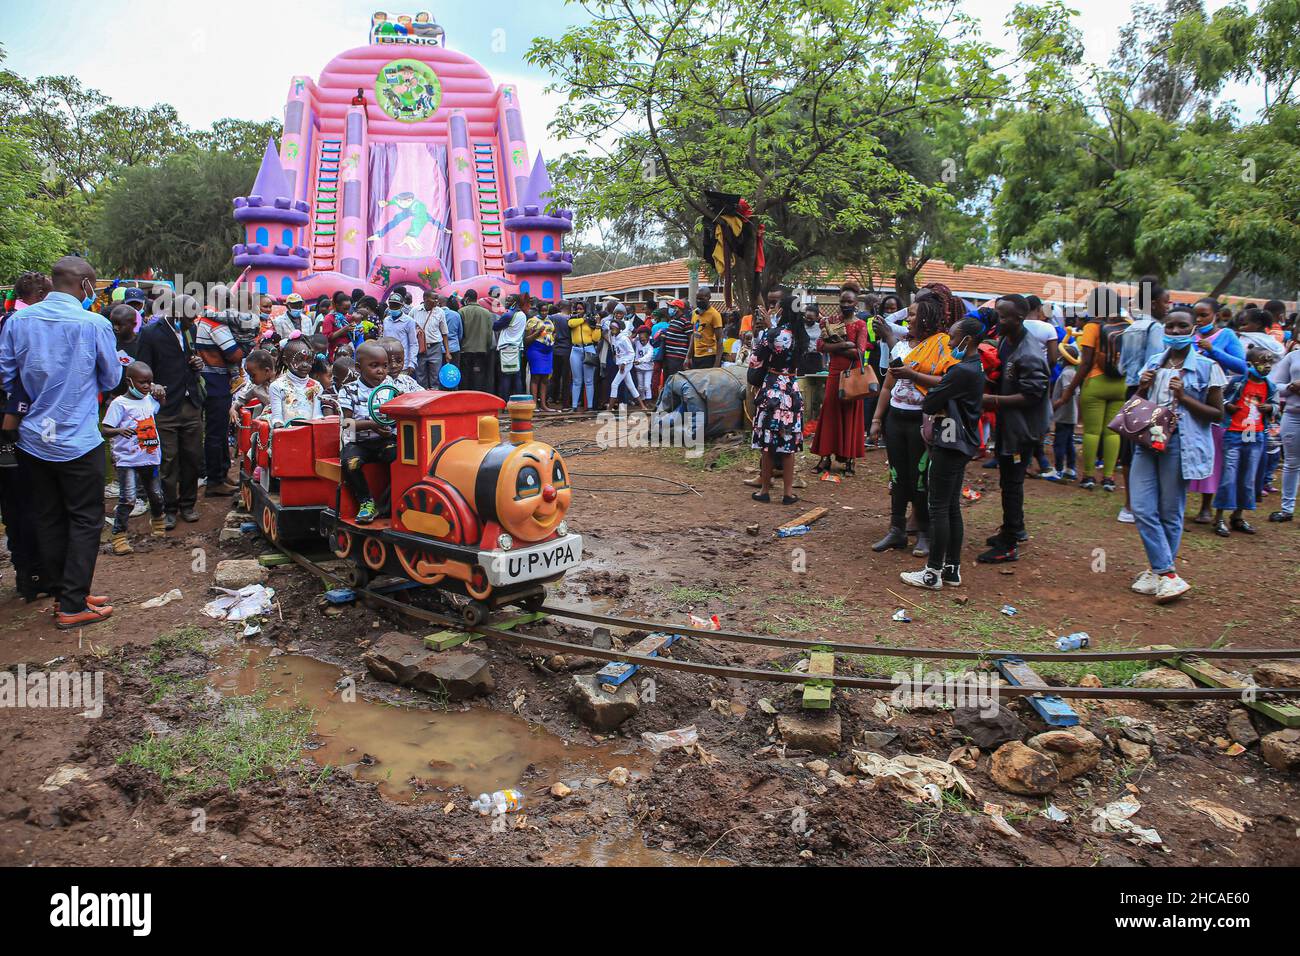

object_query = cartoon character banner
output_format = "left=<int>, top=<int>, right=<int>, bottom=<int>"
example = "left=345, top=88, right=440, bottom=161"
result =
left=375, top=58, right=442, bottom=122
left=367, top=141, right=451, bottom=274
left=371, top=11, right=445, bottom=46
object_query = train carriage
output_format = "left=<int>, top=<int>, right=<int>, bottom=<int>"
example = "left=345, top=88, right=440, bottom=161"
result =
left=237, top=389, right=580, bottom=624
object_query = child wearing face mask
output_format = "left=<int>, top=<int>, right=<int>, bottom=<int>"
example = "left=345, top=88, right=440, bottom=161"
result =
left=1211, top=347, right=1278, bottom=536
left=101, top=361, right=166, bottom=554
left=268, top=340, right=324, bottom=426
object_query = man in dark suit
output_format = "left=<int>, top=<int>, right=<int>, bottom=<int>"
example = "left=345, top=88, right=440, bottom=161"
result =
left=136, top=293, right=204, bottom=529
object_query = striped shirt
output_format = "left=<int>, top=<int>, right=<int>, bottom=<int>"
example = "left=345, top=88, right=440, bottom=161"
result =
left=662, top=316, right=692, bottom=361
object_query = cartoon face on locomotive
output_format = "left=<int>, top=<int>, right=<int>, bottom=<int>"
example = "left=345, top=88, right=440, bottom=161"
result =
left=237, top=389, right=581, bottom=624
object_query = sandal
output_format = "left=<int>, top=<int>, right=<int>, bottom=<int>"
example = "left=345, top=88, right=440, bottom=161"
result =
left=843, top=461, right=855, bottom=476
left=1214, top=519, right=1230, bottom=537
left=752, top=491, right=771, bottom=503
left=782, top=495, right=800, bottom=506
left=812, top=459, right=830, bottom=474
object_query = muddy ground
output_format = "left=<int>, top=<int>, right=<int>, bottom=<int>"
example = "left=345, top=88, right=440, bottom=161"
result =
left=2, top=414, right=1299, bottom=867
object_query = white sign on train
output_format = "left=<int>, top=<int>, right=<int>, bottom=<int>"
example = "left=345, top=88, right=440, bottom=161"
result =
left=481, top=533, right=583, bottom=586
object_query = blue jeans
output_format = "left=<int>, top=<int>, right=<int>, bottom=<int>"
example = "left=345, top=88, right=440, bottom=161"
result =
left=571, top=345, right=595, bottom=409
left=1280, top=415, right=1300, bottom=515
left=416, top=350, right=444, bottom=390
left=112, top=465, right=163, bottom=533
left=1213, top=429, right=1263, bottom=512
left=1130, top=432, right=1188, bottom=574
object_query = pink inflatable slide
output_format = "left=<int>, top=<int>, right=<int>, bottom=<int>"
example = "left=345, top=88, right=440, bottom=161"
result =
left=231, top=11, right=574, bottom=303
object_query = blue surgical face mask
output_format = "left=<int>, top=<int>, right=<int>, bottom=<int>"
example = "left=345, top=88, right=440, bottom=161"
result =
left=288, top=308, right=302, bottom=318
left=951, top=347, right=967, bottom=361
left=389, top=308, right=403, bottom=317
left=127, top=385, right=145, bottom=400
left=1164, top=333, right=1195, bottom=349
left=1197, top=322, right=1215, bottom=336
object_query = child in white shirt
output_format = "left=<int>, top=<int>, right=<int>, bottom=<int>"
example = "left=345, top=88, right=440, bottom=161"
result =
left=633, top=325, right=655, bottom=402
left=101, top=361, right=166, bottom=554
left=608, top=320, right=646, bottom=410
left=269, top=340, right=324, bottom=426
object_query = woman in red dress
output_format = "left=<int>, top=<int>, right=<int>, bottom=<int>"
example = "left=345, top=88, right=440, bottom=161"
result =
left=812, top=286, right=869, bottom=474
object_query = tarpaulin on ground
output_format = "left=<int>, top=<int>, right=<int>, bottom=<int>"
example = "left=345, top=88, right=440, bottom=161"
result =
left=654, top=365, right=750, bottom=441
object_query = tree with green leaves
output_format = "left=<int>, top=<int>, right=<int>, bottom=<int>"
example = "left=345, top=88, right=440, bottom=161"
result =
left=528, top=0, right=1054, bottom=305
left=89, top=149, right=260, bottom=281
left=0, top=132, right=69, bottom=281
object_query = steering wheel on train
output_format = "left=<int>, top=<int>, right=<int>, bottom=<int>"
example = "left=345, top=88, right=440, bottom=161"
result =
left=367, top=382, right=400, bottom=428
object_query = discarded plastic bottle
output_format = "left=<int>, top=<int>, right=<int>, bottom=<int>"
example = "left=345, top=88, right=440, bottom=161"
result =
left=1053, top=632, right=1090, bottom=652
left=470, top=789, right=524, bottom=816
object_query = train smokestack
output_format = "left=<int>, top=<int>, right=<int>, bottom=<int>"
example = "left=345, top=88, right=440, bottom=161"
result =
left=507, top=394, right=535, bottom=445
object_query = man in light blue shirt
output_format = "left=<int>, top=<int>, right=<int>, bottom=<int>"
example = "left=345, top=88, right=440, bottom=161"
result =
left=381, top=292, right=420, bottom=376
left=0, top=256, right=122, bottom=627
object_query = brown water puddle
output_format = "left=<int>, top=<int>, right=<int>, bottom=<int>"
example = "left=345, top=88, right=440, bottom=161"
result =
left=544, top=834, right=732, bottom=867
left=210, top=646, right=633, bottom=802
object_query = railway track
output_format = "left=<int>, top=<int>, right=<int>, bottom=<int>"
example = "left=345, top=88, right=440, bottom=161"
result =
left=275, top=546, right=1300, bottom=703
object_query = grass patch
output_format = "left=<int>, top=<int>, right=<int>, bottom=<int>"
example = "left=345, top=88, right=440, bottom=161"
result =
left=666, top=584, right=736, bottom=606
left=681, top=443, right=760, bottom=473
left=120, top=694, right=314, bottom=794
left=147, top=625, right=207, bottom=665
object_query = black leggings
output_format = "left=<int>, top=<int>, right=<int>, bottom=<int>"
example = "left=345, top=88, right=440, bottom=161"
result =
left=927, top=446, right=968, bottom=569
left=885, top=408, right=928, bottom=530
left=341, top=438, right=396, bottom=504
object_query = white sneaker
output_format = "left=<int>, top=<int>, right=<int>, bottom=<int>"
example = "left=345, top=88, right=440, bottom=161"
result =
left=198, top=477, right=208, bottom=487
left=104, top=481, right=120, bottom=498
left=1155, top=574, right=1191, bottom=604
left=1040, top=468, right=1061, bottom=481
left=1131, top=569, right=1160, bottom=595
left=900, top=568, right=943, bottom=590
left=130, top=500, right=149, bottom=517
left=1117, top=507, right=1135, bottom=524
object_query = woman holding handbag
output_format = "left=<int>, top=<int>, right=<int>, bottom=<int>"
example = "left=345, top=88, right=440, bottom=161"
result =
left=749, top=292, right=808, bottom=505
left=811, top=287, right=870, bottom=475
left=900, top=317, right=987, bottom=590
left=1129, top=310, right=1226, bottom=604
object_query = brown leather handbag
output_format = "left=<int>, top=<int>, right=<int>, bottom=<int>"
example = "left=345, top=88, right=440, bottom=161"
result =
left=1108, top=395, right=1178, bottom=452
left=838, top=363, right=878, bottom=401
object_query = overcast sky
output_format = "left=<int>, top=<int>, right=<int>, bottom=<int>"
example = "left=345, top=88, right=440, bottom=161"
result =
left=1, top=0, right=1263, bottom=156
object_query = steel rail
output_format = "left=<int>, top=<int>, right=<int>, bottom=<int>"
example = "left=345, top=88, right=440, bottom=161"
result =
left=273, top=547, right=1300, bottom=703
left=540, top=604, right=1300, bottom=662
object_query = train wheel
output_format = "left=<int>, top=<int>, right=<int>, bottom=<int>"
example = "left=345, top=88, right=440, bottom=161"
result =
left=361, top=536, right=387, bottom=572
left=260, top=506, right=278, bottom=544
left=465, top=567, right=492, bottom=601
left=462, top=600, right=489, bottom=627
left=394, top=544, right=446, bottom=586
left=240, top=482, right=253, bottom=512
left=332, top=529, right=354, bottom=560
left=521, top=593, right=546, bottom=614
left=339, top=561, right=371, bottom=590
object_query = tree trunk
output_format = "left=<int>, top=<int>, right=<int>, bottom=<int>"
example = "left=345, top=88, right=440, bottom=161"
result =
left=1209, top=262, right=1241, bottom=300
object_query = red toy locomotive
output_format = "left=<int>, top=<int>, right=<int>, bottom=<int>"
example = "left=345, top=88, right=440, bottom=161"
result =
left=236, top=391, right=581, bottom=624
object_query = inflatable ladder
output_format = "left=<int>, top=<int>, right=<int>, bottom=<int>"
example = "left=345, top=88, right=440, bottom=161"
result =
left=472, top=142, right=505, bottom=275
left=311, top=137, right=342, bottom=273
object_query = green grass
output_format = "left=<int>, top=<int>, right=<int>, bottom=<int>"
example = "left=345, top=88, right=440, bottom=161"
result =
left=120, top=695, right=314, bottom=794
left=147, top=625, right=207, bottom=666
left=665, top=584, right=737, bottom=606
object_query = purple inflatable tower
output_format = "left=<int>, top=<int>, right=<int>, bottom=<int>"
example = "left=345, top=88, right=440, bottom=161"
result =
left=502, top=153, right=574, bottom=302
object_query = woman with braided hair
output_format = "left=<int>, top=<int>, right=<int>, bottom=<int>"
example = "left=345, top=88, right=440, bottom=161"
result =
left=869, top=291, right=959, bottom=558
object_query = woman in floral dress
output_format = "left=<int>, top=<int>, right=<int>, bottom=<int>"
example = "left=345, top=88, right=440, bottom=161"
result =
left=750, top=292, right=809, bottom=505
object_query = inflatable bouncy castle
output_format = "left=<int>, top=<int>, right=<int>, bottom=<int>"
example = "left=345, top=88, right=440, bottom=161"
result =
left=231, top=11, right=574, bottom=303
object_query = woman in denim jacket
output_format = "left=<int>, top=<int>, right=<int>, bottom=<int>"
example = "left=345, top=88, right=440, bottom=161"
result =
left=1129, top=310, right=1226, bottom=604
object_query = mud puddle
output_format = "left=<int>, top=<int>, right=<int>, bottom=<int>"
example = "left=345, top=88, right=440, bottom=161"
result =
left=544, top=834, right=732, bottom=867
left=210, top=646, right=632, bottom=802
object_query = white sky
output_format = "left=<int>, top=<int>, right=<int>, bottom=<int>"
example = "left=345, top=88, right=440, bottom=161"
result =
left=0, top=0, right=1264, bottom=155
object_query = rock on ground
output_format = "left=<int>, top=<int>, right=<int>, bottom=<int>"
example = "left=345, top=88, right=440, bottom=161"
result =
left=1117, top=738, right=1152, bottom=763
left=1260, top=729, right=1300, bottom=774
left=1027, top=725, right=1102, bottom=781
left=989, top=741, right=1060, bottom=796
left=952, top=707, right=1027, bottom=750
left=776, top=712, right=842, bottom=755
left=569, top=675, right=639, bottom=731
left=1132, top=667, right=1196, bottom=690
left=213, top=559, right=268, bottom=589
left=1226, top=709, right=1259, bottom=748
left=363, top=632, right=493, bottom=700
left=1252, top=661, right=1300, bottom=689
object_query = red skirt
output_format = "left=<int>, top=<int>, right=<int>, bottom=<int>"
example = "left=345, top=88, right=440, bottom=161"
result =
left=811, top=365, right=864, bottom=459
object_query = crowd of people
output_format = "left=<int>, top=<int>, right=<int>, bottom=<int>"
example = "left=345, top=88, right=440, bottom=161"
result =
left=746, top=278, right=1297, bottom=603
left=0, top=255, right=1295, bottom=628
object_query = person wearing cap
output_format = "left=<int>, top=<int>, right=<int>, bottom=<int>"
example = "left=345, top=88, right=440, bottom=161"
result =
left=122, top=288, right=148, bottom=333
left=381, top=293, right=420, bottom=378
left=281, top=292, right=315, bottom=337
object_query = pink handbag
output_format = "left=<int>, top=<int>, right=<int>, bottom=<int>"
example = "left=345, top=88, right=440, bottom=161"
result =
left=1108, top=395, right=1177, bottom=452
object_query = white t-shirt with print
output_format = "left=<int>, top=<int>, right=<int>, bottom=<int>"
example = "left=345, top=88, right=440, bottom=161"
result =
left=102, top=393, right=162, bottom=468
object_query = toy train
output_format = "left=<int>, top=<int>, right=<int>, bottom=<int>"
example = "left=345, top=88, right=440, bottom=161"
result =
left=236, top=390, right=581, bottom=624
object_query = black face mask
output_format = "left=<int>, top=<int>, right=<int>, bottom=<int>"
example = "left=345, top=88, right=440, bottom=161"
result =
left=840, top=304, right=855, bottom=316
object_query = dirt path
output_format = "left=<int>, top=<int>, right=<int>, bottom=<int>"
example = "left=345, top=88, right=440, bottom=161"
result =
left=1, top=417, right=1298, bottom=866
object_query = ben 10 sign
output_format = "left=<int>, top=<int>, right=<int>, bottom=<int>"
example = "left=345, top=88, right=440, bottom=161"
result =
left=371, top=11, right=446, bottom=46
